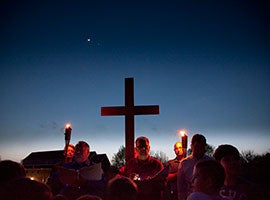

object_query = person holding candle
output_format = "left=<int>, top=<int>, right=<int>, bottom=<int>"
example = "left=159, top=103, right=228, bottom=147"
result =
left=177, top=134, right=213, bottom=200
left=62, top=141, right=106, bottom=199
left=49, top=141, right=106, bottom=200
left=63, top=144, right=75, bottom=164
left=163, top=142, right=185, bottom=200
left=47, top=144, right=75, bottom=195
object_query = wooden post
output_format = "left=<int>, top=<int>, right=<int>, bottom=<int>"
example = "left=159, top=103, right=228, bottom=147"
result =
left=101, top=78, right=159, bottom=162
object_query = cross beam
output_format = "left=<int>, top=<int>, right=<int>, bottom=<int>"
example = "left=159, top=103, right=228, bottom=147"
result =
left=101, top=78, right=159, bottom=162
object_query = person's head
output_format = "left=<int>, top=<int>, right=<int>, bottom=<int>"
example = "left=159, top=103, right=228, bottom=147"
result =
left=213, top=144, right=241, bottom=177
left=135, top=136, right=150, bottom=161
left=191, top=134, right=207, bottom=159
left=3, top=177, right=53, bottom=200
left=74, top=141, right=90, bottom=164
left=0, top=160, right=26, bottom=186
left=63, top=144, right=75, bottom=159
left=106, top=176, right=138, bottom=200
left=192, top=160, right=225, bottom=196
left=174, top=141, right=184, bottom=157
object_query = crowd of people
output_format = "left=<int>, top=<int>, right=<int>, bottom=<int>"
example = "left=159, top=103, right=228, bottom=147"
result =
left=0, top=134, right=264, bottom=200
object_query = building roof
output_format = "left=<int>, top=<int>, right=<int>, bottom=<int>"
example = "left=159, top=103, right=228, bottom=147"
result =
left=22, top=150, right=110, bottom=172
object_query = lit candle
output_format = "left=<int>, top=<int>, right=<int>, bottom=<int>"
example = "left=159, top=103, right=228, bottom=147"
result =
left=180, top=130, right=188, bottom=157
left=64, top=124, right=72, bottom=152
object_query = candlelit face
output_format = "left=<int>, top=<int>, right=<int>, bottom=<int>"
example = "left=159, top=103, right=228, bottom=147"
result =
left=74, top=142, right=90, bottom=164
left=64, top=144, right=75, bottom=158
left=135, top=137, right=150, bottom=161
left=174, top=142, right=183, bottom=156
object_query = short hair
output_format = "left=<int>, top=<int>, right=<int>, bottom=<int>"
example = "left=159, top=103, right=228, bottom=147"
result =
left=195, top=160, right=225, bottom=192
left=76, top=141, right=90, bottom=149
left=64, top=144, right=75, bottom=151
left=0, top=160, right=26, bottom=186
left=191, top=134, right=206, bottom=145
left=135, top=136, right=150, bottom=146
left=106, top=176, right=138, bottom=200
left=174, top=141, right=182, bottom=148
left=213, top=144, right=240, bottom=162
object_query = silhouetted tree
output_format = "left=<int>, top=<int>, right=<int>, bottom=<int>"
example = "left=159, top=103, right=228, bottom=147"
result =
left=206, top=144, right=215, bottom=156
left=111, top=146, right=169, bottom=168
left=241, top=150, right=270, bottom=199
left=150, top=150, right=168, bottom=166
left=111, top=145, right=125, bottom=169
left=241, top=150, right=257, bottom=163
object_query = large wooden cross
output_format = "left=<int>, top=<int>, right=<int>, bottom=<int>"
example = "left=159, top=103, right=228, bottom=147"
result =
left=101, top=77, right=159, bottom=162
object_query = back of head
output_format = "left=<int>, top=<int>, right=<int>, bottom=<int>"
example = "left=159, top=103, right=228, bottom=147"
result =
left=195, top=160, right=225, bottom=194
left=106, top=176, right=138, bottom=200
left=76, top=141, right=90, bottom=149
left=3, top=177, right=53, bottom=200
left=213, top=144, right=240, bottom=162
left=0, top=160, right=26, bottom=186
left=191, top=134, right=207, bottom=159
left=191, top=134, right=206, bottom=145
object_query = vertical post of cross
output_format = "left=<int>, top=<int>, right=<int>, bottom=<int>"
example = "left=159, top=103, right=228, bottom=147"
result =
left=125, top=78, right=135, bottom=162
left=101, top=77, right=159, bottom=163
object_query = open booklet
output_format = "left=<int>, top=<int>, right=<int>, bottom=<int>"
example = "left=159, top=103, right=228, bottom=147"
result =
left=56, top=162, right=103, bottom=187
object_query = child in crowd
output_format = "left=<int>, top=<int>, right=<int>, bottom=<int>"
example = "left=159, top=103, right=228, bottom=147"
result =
left=187, top=160, right=225, bottom=200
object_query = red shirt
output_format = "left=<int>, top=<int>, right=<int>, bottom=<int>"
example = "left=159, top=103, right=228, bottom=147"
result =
left=123, top=156, right=164, bottom=200
left=123, top=156, right=163, bottom=180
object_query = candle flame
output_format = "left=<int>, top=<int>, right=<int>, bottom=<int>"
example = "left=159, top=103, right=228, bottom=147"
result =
left=65, top=123, right=71, bottom=129
left=179, top=130, right=186, bottom=137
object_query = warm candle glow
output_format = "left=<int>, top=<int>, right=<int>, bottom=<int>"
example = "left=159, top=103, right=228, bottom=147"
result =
left=179, top=129, right=188, bottom=158
left=65, top=123, right=71, bottom=129
left=179, top=130, right=186, bottom=137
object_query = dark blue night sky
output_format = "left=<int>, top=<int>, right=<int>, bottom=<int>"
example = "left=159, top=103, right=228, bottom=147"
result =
left=1, top=0, right=269, bottom=161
